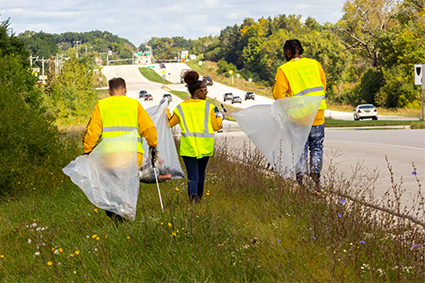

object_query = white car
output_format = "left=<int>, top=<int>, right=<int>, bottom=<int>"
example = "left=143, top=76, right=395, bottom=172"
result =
left=353, top=104, right=378, bottom=120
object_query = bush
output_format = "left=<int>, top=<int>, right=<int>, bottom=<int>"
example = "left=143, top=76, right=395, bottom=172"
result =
left=0, top=54, right=63, bottom=197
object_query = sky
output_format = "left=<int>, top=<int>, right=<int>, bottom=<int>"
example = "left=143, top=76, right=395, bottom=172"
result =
left=1, top=0, right=346, bottom=47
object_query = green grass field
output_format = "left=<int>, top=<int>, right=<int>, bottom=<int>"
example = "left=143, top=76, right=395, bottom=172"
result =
left=139, top=67, right=173, bottom=84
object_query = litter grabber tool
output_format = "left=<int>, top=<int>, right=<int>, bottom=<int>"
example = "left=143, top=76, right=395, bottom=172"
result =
left=221, top=104, right=227, bottom=113
left=150, top=147, right=164, bottom=212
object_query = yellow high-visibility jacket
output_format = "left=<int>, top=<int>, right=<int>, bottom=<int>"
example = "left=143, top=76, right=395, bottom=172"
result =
left=83, top=95, right=158, bottom=155
left=168, top=99, right=222, bottom=158
left=273, top=58, right=327, bottom=126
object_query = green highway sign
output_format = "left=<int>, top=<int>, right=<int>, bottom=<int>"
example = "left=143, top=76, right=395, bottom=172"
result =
left=147, top=66, right=155, bottom=69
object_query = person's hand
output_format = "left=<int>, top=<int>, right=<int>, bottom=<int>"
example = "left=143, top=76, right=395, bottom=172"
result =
left=216, top=111, right=225, bottom=120
left=149, top=146, right=160, bottom=164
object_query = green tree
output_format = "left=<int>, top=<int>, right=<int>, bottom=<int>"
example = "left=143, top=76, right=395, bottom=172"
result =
left=22, top=31, right=59, bottom=60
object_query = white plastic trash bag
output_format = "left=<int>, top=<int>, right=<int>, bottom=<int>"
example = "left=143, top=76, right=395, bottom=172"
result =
left=140, top=97, right=185, bottom=183
left=232, top=96, right=323, bottom=177
left=63, top=130, right=139, bottom=220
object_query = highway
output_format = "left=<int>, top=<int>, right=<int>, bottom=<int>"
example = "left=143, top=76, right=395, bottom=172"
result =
left=101, top=63, right=425, bottom=217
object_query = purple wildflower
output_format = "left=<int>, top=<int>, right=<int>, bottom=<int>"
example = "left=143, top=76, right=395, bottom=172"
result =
left=360, top=240, right=365, bottom=244
left=413, top=244, right=419, bottom=248
left=340, top=199, right=345, bottom=204
left=338, top=213, right=342, bottom=218
left=277, top=238, right=280, bottom=243
left=313, top=236, right=316, bottom=240
left=412, top=171, right=417, bottom=176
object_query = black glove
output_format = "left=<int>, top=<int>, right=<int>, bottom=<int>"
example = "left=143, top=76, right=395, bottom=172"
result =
left=84, top=151, right=91, bottom=156
left=149, top=146, right=159, bottom=164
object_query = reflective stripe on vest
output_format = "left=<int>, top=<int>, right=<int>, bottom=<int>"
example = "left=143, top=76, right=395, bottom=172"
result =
left=98, top=96, right=144, bottom=153
left=279, top=58, right=326, bottom=110
left=176, top=101, right=215, bottom=158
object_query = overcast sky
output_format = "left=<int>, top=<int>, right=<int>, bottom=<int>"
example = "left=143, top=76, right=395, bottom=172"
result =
left=1, top=0, right=346, bottom=47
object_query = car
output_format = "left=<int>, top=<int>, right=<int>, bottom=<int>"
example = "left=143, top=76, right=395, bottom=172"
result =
left=163, top=93, right=172, bottom=102
left=231, top=96, right=242, bottom=104
left=223, top=93, right=233, bottom=102
left=159, top=63, right=166, bottom=69
left=245, top=92, right=255, bottom=100
left=353, top=104, right=378, bottom=120
left=144, top=93, right=153, bottom=101
left=202, top=76, right=213, bottom=86
left=139, top=90, right=148, bottom=99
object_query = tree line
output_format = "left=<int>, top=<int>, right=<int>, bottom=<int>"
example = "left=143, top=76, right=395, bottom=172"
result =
left=147, top=0, right=424, bottom=109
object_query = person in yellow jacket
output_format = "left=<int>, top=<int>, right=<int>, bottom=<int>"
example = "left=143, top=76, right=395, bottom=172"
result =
left=272, top=39, right=326, bottom=187
left=167, top=70, right=223, bottom=202
left=83, top=77, right=158, bottom=220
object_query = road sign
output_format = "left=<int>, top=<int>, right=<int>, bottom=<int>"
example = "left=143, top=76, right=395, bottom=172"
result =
left=32, top=68, right=40, bottom=73
left=198, top=61, right=203, bottom=66
left=146, top=51, right=151, bottom=56
left=147, top=66, right=155, bottom=69
left=229, top=70, right=233, bottom=75
left=138, top=51, right=143, bottom=56
left=415, top=64, right=423, bottom=85
left=161, top=70, right=166, bottom=75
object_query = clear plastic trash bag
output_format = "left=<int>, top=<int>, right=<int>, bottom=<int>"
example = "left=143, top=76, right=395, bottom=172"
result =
left=62, top=130, right=139, bottom=220
left=139, top=97, right=185, bottom=183
left=232, top=96, right=323, bottom=178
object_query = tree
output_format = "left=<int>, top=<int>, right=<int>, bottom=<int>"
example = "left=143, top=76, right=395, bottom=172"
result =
left=0, top=17, right=29, bottom=66
left=22, top=31, right=59, bottom=60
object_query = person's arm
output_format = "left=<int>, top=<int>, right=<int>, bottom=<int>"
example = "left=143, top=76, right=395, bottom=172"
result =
left=83, top=104, right=102, bottom=154
left=272, top=68, right=291, bottom=100
left=138, top=103, right=158, bottom=147
left=167, top=108, right=180, bottom=128
left=210, top=109, right=222, bottom=131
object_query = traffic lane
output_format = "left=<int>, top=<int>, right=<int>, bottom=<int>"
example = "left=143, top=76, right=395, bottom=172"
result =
left=326, top=109, right=421, bottom=121
left=324, top=129, right=425, bottom=212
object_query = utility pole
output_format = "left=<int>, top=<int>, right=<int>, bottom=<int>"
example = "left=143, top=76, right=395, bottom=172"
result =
left=29, top=54, right=38, bottom=67
left=35, top=57, right=48, bottom=83
left=73, top=41, right=81, bottom=58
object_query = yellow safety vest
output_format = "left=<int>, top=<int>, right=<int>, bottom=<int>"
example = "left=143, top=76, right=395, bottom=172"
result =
left=279, top=58, right=326, bottom=110
left=98, top=96, right=144, bottom=154
left=175, top=101, right=215, bottom=158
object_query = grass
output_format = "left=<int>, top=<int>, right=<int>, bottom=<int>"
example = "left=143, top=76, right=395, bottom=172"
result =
left=325, top=118, right=424, bottom=128
left=139, top=67, right=173, bottom=84
left=1, top=128, right=425, bottom=281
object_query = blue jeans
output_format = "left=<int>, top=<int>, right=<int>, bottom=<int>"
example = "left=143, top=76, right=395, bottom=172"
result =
left=296, top=123, right=325, bottom=178
left=182, top=156, right=210, bottom=201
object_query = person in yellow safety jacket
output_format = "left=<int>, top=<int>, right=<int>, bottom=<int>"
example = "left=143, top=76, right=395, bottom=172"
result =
left=167, top=70, right=224, bottom=202
left=83, top=77, right=158, bottom=221
left=272, top=39, right=326, bottom=188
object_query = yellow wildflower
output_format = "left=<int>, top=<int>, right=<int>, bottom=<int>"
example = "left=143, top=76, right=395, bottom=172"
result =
left=59, top=248, right=63, bottom=253
left=75, top=250, right=79, bottom=255
left=70, top=254, right=74, bottom=257
left=51, top=248, right=54, bottom=252
left=96, top=237, right=100, bottom=241
left=105, top=234, right=108, bottom=239
left=94, top=208, right=98, bottom=212
left=172, top=232, right=176, bottom=236
left=175, top=188, right=179, bottom=191
left=0, top=255, right=4, bottom=258
left=206, top=192, right=210, bottom=196
left=168, top=223, right=172, bottom=227
left=92, top=234, right=97, bottom=239
left=127, top=236, right=130, bottom=239
left=161, top=222, right=163, bottom=225
left=47, top=261, right=53, bottom=266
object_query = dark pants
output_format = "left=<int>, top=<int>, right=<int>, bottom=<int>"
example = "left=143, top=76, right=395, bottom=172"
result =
left=182, top=156, right=210, bottom=201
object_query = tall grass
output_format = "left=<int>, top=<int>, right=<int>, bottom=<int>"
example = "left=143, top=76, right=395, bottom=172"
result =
left=1, top=132, right=424, bottom=281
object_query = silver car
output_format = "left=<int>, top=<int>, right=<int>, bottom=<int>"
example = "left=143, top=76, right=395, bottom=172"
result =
left=353, top=104, right=378, bottom=120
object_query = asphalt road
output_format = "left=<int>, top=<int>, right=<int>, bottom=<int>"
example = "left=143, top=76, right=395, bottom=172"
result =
left=102, top=64, right=425, bottom=218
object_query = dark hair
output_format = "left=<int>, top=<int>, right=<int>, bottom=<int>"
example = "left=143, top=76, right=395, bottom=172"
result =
left=182, top=70, right=204, bottom=96
left=108, top=77, right=126, bottom=92
left=283, top=39, right=304, bottom=59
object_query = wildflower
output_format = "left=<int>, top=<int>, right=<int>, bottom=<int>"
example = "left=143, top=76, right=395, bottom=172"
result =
left=70, top=254, right=74, bottom=257
left=32, top=223, right=37, bottom=227
left=175, top=188, right=179, bottom=191
left=1, top=255, right=4, bottom=258
left=206, top=192, right=210, bottom=196
left=96, top=237, right=100, bottom=241
left=28, top=239, right=32, bottom=244
left=59, top=248, right=63, bottom=253
left=127, top=236, right=130, bottom=240
left=105, top=234, right=108, bottom=239
left=51, top=248, right=54, bottom=252
left=172, top=232, right=176, bottom=236
left=83, top=274, right=87, bottom=278
left=413, top=244, right=419, bottom=248
left=47, top=261, right=53, bottom=266
left=313, top=236, right=317, bottom=240
left=94, top=208, right=98, bottom=212
left=360, top=240, right=365, bottom=244
left=277, top=238, right=280, bottom=243
left=168, top=223, right=172, bottom=227
left=340, top=199, right=345, bottom=204
left=54, top=250, right=59, bottom=255
left=412, top=171, right=417, bottom=176
left=338, top=213, right=342, bottom=218
left=92, top=234, right=97, bottom=239
left=75, top=250, right=80, bottom=255
left=34, top=252, right=40, bottom=256
left=160, top=222, right=163, bottom=225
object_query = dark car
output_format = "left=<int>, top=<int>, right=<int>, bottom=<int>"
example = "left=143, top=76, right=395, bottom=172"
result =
left=245, top=92, right=255, bottom=100
left=202, top=76, right=213, bottom=86
left=223, top=93, right=233, bottom=102
left=159, top=63, right=166, bottom=69
left=139, top=90, right=148, bottom=98
left=231, top=96, right=242, bottom=104
left=163, top=93, right=172, bottom=102
left=144, top=94, right=153, bottom=101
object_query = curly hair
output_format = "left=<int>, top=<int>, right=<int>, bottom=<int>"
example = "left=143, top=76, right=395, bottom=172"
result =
left=182, top=70, right=204, bottom=96
left=283, top=39, right=304, bottom=60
